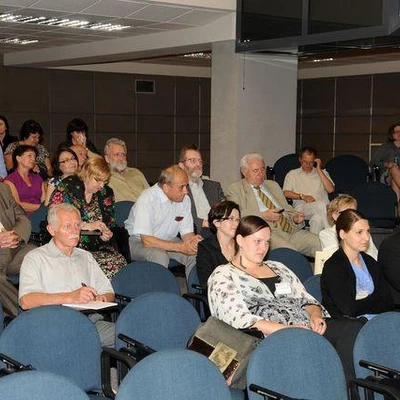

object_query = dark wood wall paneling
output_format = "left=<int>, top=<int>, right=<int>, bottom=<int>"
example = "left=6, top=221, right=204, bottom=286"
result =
left=0, top=66, right=211, bottom=184
left=297, top=72, right=400, bottom=164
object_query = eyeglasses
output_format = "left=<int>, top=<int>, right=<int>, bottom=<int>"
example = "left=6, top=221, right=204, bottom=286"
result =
left=183, top=158, right=203, bottom=165
left=59, top=157, right=77, bottom=164
left=221, top=217, right=240, bottom=223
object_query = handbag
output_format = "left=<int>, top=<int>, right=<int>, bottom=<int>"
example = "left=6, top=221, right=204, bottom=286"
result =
left=187, top=316, right=262, bottom=389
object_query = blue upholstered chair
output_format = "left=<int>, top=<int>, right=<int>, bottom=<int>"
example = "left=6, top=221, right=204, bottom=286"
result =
left=0, top=370, right=89, bottom=399
left=116, top=291, right=200, bottom=352
left=303, top=274, right=322, bottom=303
left=272, top=154, right=300, bottom=188
left=247, top=328, right=348, bottom=400
left=0, top=306, right=111, bottom=398
left=115, top=349, right=232, bottom=400
left=268, top=247, right=313, bottom=283
left=114, top=201, right=134, bottom=228
left=352, top=312, right=400, bottom=399
left=111, top=261, right=180, bottom=306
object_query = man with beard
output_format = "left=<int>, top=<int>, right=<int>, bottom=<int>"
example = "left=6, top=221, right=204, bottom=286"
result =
left=104, top=138, right=149, bottom=202
left=178, top=145, right=224, bottom=236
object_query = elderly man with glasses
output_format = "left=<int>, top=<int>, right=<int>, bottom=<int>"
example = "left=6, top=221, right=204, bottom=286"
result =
left=178, top=144, right=224, bottom=237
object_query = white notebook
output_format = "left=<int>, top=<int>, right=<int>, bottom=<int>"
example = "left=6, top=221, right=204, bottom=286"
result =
left=62, top=301, right=117, bottom=310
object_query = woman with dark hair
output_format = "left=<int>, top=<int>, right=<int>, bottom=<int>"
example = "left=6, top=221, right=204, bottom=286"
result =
left=208, top=215, right=365, bottom=392
left=4, top=145, right=44, bottom=216
left=0, top=115, right=17, bottom=152
left=196, top=200, right=240, bottom=289
left=58, top=118, right=98, bottom=156
left=44, top=148, right=78, bottom=205
left=49, top=156, right=126, bottom=279
left=321, top=209, right=394, bottom=319
left=4, top=119, right=51, bottom=179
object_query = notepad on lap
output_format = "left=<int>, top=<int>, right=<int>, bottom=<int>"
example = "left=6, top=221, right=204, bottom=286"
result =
left=62, top=301, right=117, bottom=310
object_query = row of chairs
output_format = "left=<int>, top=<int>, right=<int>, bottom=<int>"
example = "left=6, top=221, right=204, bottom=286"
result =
left=1, top=298, right=400, bottom=399
left=270, top=153, right=398, bottom=230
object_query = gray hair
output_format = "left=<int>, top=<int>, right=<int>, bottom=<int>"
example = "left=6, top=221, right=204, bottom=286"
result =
left=158, top=165, right=185, bottom=186
left=240, top=152, right=265, bottom=172
left=48, top=203, right=81, bottom=227
left=104, top=137, right=127, bottom=156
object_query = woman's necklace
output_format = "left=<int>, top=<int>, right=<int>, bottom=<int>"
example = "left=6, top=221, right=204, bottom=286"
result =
left=220, top=241, right=235, bottom=262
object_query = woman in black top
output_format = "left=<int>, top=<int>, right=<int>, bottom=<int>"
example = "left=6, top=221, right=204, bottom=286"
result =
left=321, top=209, right=394, bottom=319
left=196, top=200, right=240, bottom=289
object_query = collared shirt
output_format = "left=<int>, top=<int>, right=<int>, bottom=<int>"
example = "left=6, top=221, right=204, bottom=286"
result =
left=189, top=179, right=210, bottom=220
left=19, top=239, right=113, bottom=299
left=283, top=167, right=333, bottom=208
left=125, top=184, right=194, bottom=241
left=108, top=167, right=149, bottom=202
left=251, top=185, right=281, bottom=212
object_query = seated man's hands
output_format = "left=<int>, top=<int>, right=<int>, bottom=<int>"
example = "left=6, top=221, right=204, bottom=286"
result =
left=70, top=286, right=99, bottom=303
left=292, top=212, right=305, bottom=224
left=182, top=235, right=203, bottom=255
left=0, top=230, right=20, bottom=248
left=262, top=209, right=281, bottom=222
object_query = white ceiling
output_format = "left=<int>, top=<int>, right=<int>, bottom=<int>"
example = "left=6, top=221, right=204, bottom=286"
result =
left=0, top=0, right=235, bottom=66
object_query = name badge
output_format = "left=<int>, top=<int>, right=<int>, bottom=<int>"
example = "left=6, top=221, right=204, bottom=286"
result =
left=356, top=290, right=369, bottom=300
left=275, top=282, right=292, bottom=295
left=175, top=216, right=183, bottom=222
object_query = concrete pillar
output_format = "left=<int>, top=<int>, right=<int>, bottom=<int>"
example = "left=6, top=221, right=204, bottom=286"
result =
left=210, top=40, right=298, bottom=189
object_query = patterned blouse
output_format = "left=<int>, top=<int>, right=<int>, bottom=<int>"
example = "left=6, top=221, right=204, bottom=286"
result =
left=208, top=261, right=329, bottom=333
left=49, top=175, right=116, bottom=250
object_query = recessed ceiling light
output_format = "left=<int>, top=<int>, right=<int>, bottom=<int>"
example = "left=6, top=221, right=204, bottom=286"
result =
left=312, top=57, right=334, bottom=63
left=0, top=37, right=39, bottom=45
left=181, top=52, right=211, bottom=59
left=0, top=13, right=130, bottom=32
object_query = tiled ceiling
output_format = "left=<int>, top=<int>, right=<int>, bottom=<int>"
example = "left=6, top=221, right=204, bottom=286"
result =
left=0, top=0, right=232, bottom=55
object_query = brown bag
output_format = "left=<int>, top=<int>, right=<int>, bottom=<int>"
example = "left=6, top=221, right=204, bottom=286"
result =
left=187, top=316, right=262, bottom=389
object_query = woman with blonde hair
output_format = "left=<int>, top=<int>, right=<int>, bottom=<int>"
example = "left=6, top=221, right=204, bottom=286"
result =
left=319, top=194, right=378, bottom=259
left=49, top=156, right=126, bottom=278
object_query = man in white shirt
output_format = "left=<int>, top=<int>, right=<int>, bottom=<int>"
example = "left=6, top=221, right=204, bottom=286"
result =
left=104, top=138, right=149, bottom=202
left=19, top=203, right=115, bottom=347
left=283, top=147, right=335, bottom=234
left=125, top=165, right=203, bottom=276
left=178, top=144, right=224, bottom=236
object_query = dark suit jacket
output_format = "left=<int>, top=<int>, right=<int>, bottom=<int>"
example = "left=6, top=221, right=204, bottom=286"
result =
left=378, top=231, right=400, bottom=304
left=0, top=183, right=31, bottom=243
left=187, top=178, right=224, bottom=235
left=196, top=233, right=228, bottom=289
left=321, top=247, right=394, bottom=318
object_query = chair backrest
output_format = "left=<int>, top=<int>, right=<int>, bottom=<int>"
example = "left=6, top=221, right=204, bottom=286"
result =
left=247, top=328, right=348, bottom=400
left=116, top=349, right=231, bottom=400
left=353, top=312, right=400, bottom=380
left=115, top=201, right=134, bottom=228
left=29, top=203, right=47, bottom=233
left=325, top=154, right=369, bottom=194
left=0, top=299, right=4, bottom=335
left=0, top=371, right=89, bottom=400
left=349, top=182, right=397, bottom=228
left=186, top=266, right=201, bottom=295
left=112, top=261, right=180, bottom=298
left=273, top=153, right=300, bottom=188
left=303, top=274, right=322, bottom=303
left=0, top=305, right=102, bottom=393
left=268, top=247, right=313, bottom=283
left=116, top=292, right=201, bottom=351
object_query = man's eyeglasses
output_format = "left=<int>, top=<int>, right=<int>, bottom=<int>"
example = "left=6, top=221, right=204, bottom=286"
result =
left=59, top=157, right=77, bottom=164
left=183, top=158, right=203, bottom=165
left=221, top=217, right=240, bottom=223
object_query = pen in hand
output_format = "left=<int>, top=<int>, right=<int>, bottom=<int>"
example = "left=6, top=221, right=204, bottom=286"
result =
left=81, top=282, right=99, bottom=301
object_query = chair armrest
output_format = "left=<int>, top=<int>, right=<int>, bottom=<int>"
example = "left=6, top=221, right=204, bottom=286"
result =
left=350, top=377, right=400, bottom=399
left=101, top=347, right=137, bottom=398
left=182, top=293, right=210, bottom=321
left=359, top=359, right=400, bottom=379
left=248, top=383, right=293, bottom=399
left=117, top=333, right=156, bottom=362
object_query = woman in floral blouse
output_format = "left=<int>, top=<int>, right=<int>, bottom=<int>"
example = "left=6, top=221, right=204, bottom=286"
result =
left=49, top=156, right=126, bottom=279
left=208, top=215, right=365, bottom=390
